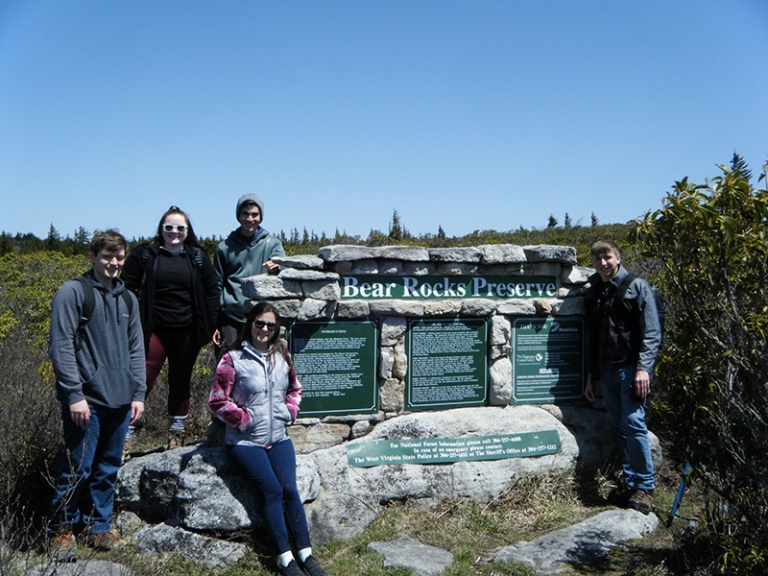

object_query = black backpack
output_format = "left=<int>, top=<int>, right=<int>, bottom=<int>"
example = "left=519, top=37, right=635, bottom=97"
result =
left=75, top=275, right=134, bottom=347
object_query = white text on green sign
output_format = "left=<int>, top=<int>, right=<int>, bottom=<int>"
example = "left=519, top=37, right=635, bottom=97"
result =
left=341, top=276, right=557, bottom=300
left=345, top=431, right=561, bottom=467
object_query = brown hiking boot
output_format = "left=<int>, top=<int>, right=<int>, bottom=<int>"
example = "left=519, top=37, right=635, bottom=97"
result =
left=168, top=429, right=185, bottom=449
left=85, top=531, right=120, bottom=551
left=627, top=489, right=654, bottom=514
left=47, top=530, right=77, bottom=562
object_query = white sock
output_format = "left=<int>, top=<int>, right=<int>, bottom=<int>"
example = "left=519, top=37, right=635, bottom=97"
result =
left=279, top=551, right=295, bottom=567
left=298, top=547, right=312, bottom=562
left=168, top=415, right=187, bottom=431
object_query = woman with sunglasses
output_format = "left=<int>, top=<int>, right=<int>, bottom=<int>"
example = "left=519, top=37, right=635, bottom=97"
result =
left=122, top=206, right=219, bottom=451
left=208, top=302, right=327, bottom=576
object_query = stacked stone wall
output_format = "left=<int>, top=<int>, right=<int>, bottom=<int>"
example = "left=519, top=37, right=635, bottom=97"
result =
left=243, top=244, right=593, bottom=452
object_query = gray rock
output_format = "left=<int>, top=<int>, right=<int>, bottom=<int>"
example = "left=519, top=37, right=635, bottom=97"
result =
left=272, top=254, right=326, bottom=270
left=134, top=523, right=247, bottom=569
left=242, top=275, right=303, bottom=299
left=278, top=268, right=340, bottom=282
left=423, top=300, right=463, bottom=316
left=403, top=261, right=436, bottom=275
left=290, top=422, right=351, bottom=454
left=301, top=280, right=341, bottom=301
left=350, top=259, right=379, bottom=274
left=297, top=298, right=335, bottom=320
left=368, top=535, right=454, bottom=575
left=429, top=247, right=482, bottom=262
left=335, top=299, right=370, bottom=318
left=479, top=244, right=527, bottom=264
left=489, top=509, right=659, bottom=574
left=23, top=560, right=135, bottom=576
left=318, top=245, right=378, bottom=262
left=377, top=259, right=403, bottom=274
left=369, top=300, right=425, bottom=317
left=560, top=265, right=593, bottom=285
left=378, top=246, right=430, bottom=261
left=522, top=245, right=577, bottom=264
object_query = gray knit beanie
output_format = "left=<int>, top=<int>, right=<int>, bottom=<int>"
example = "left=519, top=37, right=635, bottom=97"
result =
left=236, top=194, right=265, bottom=221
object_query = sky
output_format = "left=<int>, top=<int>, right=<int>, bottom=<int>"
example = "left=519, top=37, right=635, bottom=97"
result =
left=1, top=1, right=767, bottom=243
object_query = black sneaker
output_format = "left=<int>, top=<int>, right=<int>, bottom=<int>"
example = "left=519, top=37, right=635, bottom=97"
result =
left=607, top=484, right=634, bottom=508
left=279, top=560, right=305, bottom=576
left=301, top=555, right=328, bottom=576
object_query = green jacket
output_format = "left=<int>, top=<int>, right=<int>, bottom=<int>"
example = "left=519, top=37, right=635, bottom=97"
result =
left=214, top=228, right=285, bottom=323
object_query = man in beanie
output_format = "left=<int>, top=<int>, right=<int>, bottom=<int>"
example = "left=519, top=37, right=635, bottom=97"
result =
left=212, top=194, right=285, bottom=352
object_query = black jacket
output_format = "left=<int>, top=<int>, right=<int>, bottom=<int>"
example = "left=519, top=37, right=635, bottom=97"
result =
left=122, top=243, right=220, bottom=351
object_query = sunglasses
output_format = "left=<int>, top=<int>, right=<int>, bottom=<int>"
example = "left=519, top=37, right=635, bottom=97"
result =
left=163, top=224, right=188, bottom=232
left=253, top=320, right=277, bottom=331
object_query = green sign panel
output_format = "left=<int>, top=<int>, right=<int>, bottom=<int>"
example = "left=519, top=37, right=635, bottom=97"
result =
left=346, top=431, right=561, bottom=467
left=511, top=316, right=585, bottom=404
left=341, top=275, right=556, bottom=299
left=405, top=317, right=487, bottom=410
left=288, top=320, right=378, bottom=416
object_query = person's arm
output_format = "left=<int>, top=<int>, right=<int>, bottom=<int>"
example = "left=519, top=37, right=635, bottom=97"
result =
left=209, top=353, right=251, bottom=431
left=634, top=281, right=662, bottom=373
left=285, top=364, right=303, bottom=422
left=199, top=249, right=221, bottom=333
left=263, top=236, right=286, bottom=275
left=127, top=290, right=147, bottom=403
left=49, top=281, right=87, bottom=407
left=121, top=246, right=144, bottom=294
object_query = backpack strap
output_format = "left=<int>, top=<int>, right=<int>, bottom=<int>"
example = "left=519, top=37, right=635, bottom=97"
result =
left=76, top=275, right=95, bottom=329
left=614, top=273, right=638, bottom=306
left=75, top=275, right=133, bottom=330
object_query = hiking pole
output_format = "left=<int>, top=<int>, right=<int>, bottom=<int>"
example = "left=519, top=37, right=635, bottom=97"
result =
left=667, top=461, right=691, bottom=527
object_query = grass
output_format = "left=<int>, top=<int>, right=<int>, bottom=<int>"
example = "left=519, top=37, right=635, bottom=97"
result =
left=1, top=455, right=705, bottom=576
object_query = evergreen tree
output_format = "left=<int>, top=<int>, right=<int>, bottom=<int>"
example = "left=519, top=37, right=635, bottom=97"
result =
left=730, top=152, right=752, bottom=181
left=44, top=224, right=61, bottom=252
left=547, top=214, right=558, bottom=228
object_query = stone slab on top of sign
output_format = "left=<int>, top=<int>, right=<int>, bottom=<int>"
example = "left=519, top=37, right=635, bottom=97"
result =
left=522, top=244, right=578, bottom=263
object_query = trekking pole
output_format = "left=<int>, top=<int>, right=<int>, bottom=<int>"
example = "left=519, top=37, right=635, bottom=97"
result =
left=667, top=461, right=691, bottom=527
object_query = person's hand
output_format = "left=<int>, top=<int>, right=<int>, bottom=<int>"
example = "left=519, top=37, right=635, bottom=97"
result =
left=262, top=260, right=280, bottom=274
left=69, top=399, right=90, bottom=427
left=634, top=370, right=651, bottom=399
left=130, top=401, right=145, bottom=425
left=212, top=329, right=221, bottom=346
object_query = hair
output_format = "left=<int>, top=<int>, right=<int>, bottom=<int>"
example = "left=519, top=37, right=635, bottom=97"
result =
left=150, top=205, right=202, bottom=248
left=590, top=239, right=621, bottom=259
left=89, top=229, right=128, bottom=255
left=232, top=301, right=292, bottom=365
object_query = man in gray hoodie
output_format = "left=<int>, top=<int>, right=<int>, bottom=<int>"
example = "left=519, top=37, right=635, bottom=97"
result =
left=47, top=229, right=146, bottom=560
left=212, top=194, right=285, bottom=352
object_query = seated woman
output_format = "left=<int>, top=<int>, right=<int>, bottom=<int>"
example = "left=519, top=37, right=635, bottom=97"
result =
left=208, top=302, right=327, bottom=576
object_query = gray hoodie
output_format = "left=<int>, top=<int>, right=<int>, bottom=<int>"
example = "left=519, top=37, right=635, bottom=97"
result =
left=48, top=270, right=146, bottom=407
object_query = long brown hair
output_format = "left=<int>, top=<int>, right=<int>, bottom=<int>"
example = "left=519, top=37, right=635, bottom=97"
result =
left=233, top=302, right=292, bottom=366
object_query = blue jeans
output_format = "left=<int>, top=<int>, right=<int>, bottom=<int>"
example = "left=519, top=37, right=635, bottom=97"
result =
left=230, top=439, right=311, bottom=554
left=599, top=364, right=655, bottom=491
left=49, top=403, right=131, bottom=534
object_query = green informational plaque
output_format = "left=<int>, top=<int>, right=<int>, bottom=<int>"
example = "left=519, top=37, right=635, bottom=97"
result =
left=405, top=317, right=488, bottom=410
left=288, top=320, right=378, bottom=416
left=346, top=430, right=561, bottom=467
left=511, top=316, right=585, bottom=404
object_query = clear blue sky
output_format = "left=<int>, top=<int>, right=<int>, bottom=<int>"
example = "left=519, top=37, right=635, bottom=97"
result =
left=1, top=0, right=766, bottom=242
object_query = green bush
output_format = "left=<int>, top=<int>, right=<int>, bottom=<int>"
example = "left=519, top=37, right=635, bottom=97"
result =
left=635, top=163, right=768, bottom=575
